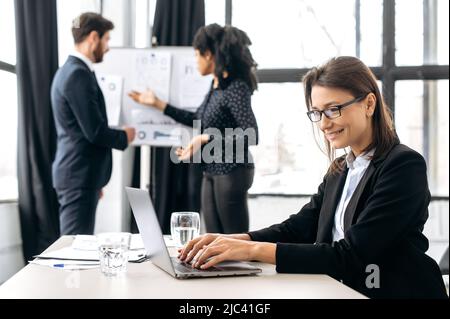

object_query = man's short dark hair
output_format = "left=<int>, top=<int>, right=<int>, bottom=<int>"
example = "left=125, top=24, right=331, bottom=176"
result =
left=72, top=12, right=114, bottom=44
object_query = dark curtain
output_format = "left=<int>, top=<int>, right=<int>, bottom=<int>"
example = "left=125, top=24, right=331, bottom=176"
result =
left=15, top=0, right=60, bottom=260
left=153, top=0, right=206, bottom=46
left=131, top=0, right=205, bottom=234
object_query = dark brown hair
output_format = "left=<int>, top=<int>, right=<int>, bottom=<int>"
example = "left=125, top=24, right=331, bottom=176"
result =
left=72, top=12, right=114, bottom=44
left=303, top=56, right=398, bottom=173
left=193, top=23, right=258, bottom=93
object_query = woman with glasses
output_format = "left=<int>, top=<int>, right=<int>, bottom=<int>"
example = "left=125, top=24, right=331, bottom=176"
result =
left=178, top=56, right=447, bottom=299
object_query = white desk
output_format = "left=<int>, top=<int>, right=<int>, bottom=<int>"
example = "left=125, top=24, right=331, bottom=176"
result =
left=0, top=236, right=366, bottom=299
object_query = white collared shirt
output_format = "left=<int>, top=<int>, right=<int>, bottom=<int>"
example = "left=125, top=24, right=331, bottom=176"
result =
left=332, top=149, right=375, bottom=242
left=70, top=50, right=94, bottom=71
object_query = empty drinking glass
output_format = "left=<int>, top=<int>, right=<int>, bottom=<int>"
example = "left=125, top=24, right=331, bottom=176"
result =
left=170, top=212, right=200, bottom=247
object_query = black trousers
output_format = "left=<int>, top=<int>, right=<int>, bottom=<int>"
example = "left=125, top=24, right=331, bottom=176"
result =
left=56, top=188, right=101, bottom=235
left=201, top=167, right=254, bottom=234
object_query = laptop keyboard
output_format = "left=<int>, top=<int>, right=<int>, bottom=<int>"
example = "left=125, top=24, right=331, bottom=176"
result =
left=171, top=257, right=220, bottom=273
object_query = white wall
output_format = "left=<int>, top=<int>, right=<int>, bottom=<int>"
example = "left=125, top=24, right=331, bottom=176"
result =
left=0, top=201, right=25, bottom=284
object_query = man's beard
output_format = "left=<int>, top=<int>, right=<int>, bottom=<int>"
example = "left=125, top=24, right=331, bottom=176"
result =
left=93, top=43, right=104, bottom=63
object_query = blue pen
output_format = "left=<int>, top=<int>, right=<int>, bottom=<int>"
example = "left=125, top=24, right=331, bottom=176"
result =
left=53, top=263, right=98, bottom=268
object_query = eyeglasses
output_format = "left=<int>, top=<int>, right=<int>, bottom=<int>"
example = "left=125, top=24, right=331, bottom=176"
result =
left=306, top=95, right=366, bottom=122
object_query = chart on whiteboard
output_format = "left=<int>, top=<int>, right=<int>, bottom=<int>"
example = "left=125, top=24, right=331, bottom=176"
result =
left=94, top=47, right=213, bottom=147
left=134, top=51, right=172, bottom=101
left=134, top=51, right=172, bottom=103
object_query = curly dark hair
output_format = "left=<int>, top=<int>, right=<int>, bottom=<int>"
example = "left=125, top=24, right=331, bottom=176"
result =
left=193, top=23, right=258, bottom=93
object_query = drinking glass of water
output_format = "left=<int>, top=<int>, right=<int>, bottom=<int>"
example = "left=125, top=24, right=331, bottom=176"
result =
left=97, top=232, right=131, bottom=276
left=170, top=212, right=200, bottom=247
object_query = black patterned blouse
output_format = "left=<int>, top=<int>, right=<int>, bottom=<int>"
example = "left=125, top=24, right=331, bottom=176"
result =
left=164, top=79, right=258, bottom=175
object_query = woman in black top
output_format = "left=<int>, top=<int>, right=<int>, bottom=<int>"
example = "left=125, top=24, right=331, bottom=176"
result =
left=129, top=24, right=259, bottom=234
left=178, top=57, right=447, bottom=299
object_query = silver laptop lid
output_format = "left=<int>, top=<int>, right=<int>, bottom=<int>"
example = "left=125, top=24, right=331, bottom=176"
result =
left=125, top=187, right=176, bottom=277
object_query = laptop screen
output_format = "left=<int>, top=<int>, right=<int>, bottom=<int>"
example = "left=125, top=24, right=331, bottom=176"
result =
left=125, top=187, right=176, bottom=277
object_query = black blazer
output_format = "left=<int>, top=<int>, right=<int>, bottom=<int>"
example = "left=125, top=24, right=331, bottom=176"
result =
left=51, top=56, right=128, bottom=190
left=249, top=143, right=447, bottom=299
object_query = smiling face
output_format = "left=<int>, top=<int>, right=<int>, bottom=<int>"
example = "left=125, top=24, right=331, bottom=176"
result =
left=311, top=85, right=376, bottom=156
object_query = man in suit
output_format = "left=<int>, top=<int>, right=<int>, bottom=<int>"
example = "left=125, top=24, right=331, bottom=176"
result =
left=51, top=12, right=136, bottom=235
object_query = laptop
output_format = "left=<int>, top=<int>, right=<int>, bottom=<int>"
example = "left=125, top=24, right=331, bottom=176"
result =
left=125, top=187, right=262, bottom=279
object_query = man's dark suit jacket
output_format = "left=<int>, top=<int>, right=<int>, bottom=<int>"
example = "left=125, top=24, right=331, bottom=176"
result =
left=51, top=56, right=128, bottom=190
left=249, top=143, right=447, bottom=299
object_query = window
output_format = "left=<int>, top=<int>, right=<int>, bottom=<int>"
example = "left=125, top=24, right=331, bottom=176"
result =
left=205, top=0, right=226, bottom=26
left=249, top=83, right=329, bottom=194
left=0, top=71, right=18, bottom=201
left=57, top=0, right=101, bottom=65
left=134, top=0, right=157, bottom=48
left=396, top=0, right=449, bottom=66
left=134, top=0, right=155, bottom=48
left=395, top=80, right=449, bottom=196
left=0, top=0, right=16, bottom=65
left=359, top=0, right=383, bottom=66
left=233, top=0, right=383, bottom=69
left=0, top=0, right=18, bottom=200
left=250, top=81, right=382, bottom=195
left=21, top=0, right=450, bottom=199
left=102, top=0, right=130, bottom=47
left=58, top=0, right=158, bottom=58
left=229, top=0, right=385, bottom=195
left=211, top=0, right=449, bottom=197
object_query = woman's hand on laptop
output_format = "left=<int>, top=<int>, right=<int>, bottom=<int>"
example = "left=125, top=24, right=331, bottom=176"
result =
left=178, top=233, right=252, bottom=263
left=189, top=237, right=276, bottom=269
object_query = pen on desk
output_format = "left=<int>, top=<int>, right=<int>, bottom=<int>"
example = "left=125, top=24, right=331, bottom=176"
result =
left=53, top=263, right=99, bottom=268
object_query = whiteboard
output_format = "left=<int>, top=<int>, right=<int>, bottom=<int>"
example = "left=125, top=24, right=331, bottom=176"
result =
left=94, top=47, right=212, bottom=147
